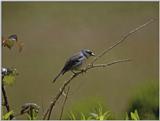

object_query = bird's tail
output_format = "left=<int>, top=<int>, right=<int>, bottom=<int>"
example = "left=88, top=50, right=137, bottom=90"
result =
left=52, top=71, right=62, bottom=83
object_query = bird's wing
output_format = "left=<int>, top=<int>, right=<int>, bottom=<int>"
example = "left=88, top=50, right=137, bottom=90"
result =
left=61, top=53, right=83, bottom=74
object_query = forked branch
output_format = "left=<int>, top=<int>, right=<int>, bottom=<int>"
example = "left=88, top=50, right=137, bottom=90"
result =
left=59, top=86, right=70, bottom=120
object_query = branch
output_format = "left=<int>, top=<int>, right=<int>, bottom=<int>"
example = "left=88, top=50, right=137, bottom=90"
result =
left=90, top=18, right=156, bottom=64
left=2, top=80, right=14, bottom=119
left=43, top=73, right=79, bottom=120
left=89, top=59, right=132, bottom=69
left=43, top=18, right=155, bottom=120
left=59, top=86, right=70, bottom=120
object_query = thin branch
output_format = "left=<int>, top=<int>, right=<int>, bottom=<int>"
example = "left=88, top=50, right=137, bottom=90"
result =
left=2, top=80, right=14, bottom=119
left=43, top=18, right=155, bottom=120
left=43, top=73, right=79, bottom=120
left=59, top=86, right=70, bottom=120
left=41, top=96, right=45, bottom=116
left=90, top=18, right=156, bottom=64
left=89, top=59, right=132, bottom=69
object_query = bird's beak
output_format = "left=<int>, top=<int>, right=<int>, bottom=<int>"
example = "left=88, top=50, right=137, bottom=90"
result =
left=91, top=52, right=95, bottom=56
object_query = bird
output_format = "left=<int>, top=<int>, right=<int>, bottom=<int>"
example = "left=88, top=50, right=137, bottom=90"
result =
left=2, top=34, right=18, bottom=49
left=52, top=49, right=95, bottom=83
left=2, top=34, right=24, bottom=52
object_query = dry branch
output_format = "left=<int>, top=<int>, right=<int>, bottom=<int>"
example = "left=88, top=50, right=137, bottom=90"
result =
left=89, top=59, right=132, bottom=69
left=90, top=18, right=155, bottom=64
left=59, top=86, right=70, bottom=120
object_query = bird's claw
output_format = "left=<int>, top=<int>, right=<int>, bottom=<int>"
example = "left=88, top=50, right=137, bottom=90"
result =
left=81, top=69, right=87, bottom=73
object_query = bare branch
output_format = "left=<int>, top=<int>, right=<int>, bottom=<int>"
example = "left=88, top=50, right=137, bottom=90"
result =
left=43, top=73, right=79, bottom=120
left=90, top=18, right=156, bottom=64
left=89, top=59, right=132, bottom=69
left=59, top=86, right=70, bottom=120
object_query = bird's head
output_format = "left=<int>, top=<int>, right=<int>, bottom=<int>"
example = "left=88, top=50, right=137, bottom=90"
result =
left=8, top=34, right=18, bottom=42
left=81, top=49, right=95, bottom=58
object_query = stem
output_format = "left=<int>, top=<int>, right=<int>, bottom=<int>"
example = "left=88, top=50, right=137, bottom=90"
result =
left=2, top=79, right=14, bottom=119
left=59, top=86, right=70, bottom=120
left=91, top=18, right=155, bottom=64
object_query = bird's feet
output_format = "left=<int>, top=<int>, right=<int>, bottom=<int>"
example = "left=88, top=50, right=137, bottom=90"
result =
left=81, top=68, right=87, bottom=73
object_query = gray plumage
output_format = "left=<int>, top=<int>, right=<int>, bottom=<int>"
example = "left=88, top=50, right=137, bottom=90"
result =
left=52, top=49, right=95, bottom=83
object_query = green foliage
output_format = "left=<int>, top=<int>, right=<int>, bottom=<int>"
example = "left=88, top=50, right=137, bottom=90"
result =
left=68, top=112, right=93, bottom=120
left=68, top=111, right=76, bottom=120
left=3, top=68, right=18, bottom=86
left=68, top=104, right=112, bottom=120
left=26, top=109, right=38, bottom=120
left=20, top=103, right=40, bottom=120
left=90, top=104, right=111, bottom=120
left=126, top=109, right=140, bottom=120
left=126, top=81, right=159, bottom=120
left=130, top=110, right=140, bottom=120
left=125, top=112, right=129, bottom=120
left=2, top=111, right=14, bottom=120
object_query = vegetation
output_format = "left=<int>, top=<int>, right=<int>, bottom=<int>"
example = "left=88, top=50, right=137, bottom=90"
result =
left=126, top=82, right=159, bottom=120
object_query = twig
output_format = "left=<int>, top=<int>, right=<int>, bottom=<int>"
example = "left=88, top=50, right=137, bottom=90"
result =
left=89, top=59, right=132, bottom=69
left=41, top=96, right=45, bottom=116
left=90, top=18, right=156, bottom=64
left=43, top=73, right=79, bottom=120
left=59, top=86, right=70, bottom=120
left=43, top=18, right=155, bottom=120
left=2, top=80, right=14, bottom=119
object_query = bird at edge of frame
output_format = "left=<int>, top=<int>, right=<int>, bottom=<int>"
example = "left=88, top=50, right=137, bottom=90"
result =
left=2, top=34, right=24, bottom=52
left=52, top=49, right=95, bottom=83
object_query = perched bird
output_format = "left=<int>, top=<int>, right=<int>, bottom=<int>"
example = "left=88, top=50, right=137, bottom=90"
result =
left=53, top=49, right=95, bottom=83
left=2, top=34, right=24, bottom=52
left=2, top=34, right=18, bottom=49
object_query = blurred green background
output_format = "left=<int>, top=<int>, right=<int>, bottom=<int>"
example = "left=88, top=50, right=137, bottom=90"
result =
left=2, top=2, right=159, bottom=119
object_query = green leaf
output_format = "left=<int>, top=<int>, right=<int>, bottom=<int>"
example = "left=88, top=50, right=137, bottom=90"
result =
left=99, top=115, right=105, bottom=120
left=90, top=112, right=98, bottom=118
left=130, top=110, right=140, bottom=120
left=68, top=111, right=76, bottom=120
left=3, top=75, right=16, bottom=85
left=3, top=68, right=18, bottom=86
left=80, top=112, right=86, bottom=120
left=125, top=112, right=129, bottom=120
left=134, top=110, right=140, bottom=120
left=32, top=109, right=38, bottom=120
left=103, top=111, right=111, bottom=119
left=131, top=112, right=137, bottom=120
left=26, top=113, right=32, bottom=120
left=2, top=111, right=14, bottom=120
